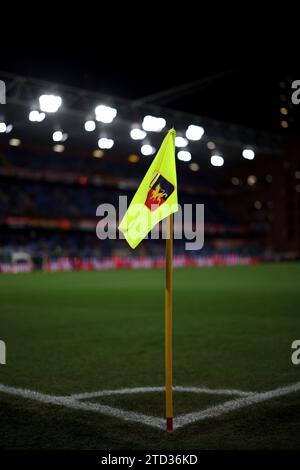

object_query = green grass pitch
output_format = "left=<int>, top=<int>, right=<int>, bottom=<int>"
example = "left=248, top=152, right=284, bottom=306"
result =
left=0, top=263, right=300, bottom=449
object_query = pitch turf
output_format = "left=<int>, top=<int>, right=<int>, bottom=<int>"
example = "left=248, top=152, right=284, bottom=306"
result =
left=0, top=263, right=300, bottom=449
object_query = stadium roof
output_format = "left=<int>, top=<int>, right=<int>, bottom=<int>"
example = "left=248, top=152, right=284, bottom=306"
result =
left=0, top=71, right=286, bottom=163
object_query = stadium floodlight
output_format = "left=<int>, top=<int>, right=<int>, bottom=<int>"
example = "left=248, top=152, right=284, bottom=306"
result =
left=254, top=200, right=262, bottom=210
left=95, top=105, right=117, bottom=123
left=189, top=162, right=199, bottom=171
left=84, top=120, right=96, bottom=132
left=142, top=115, right=166, bottom=132
left=5, top=124, right=13, bottom=133
left=5, top=124, right=14, bottom=134
left=0, top=122, right=7, bottom=133
left=29, top=111, right=38, bottom=122
left=247, top=175, right=257, bottom=186
left=29, top=110, right=46, bottom=122
left=98, top=137, right=114, bottom=149
left=39, top=94, right=62, bottom=113
left=52, top=131, right=68, bottom=142
left=211, top=154, right=224, bottom=167
left=9, top=138, right=21, bottom=147
left=231, top=177, right=240, bottom=186
left=53, top=144, right=65, bottom=153
left=175, top=136, right=188, bottom=148
left=177, top=150, right=192, bottom=162
left=0, top=123, right=13, bottom=134
left=128, top=154, right=139, bottom=163
left=186, top=125, right=204, bottom=141
left=141, top=144, right=155, bottom=156
left=93, top=149, right=104, bottom=158
left=242, top=148, right=255, bottom=160
left=207, top=141, right=216, bottom=150
left=130, top=128, right=147, bottom=140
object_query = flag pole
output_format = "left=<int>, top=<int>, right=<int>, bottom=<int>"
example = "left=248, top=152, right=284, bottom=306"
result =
left=165, top=213, right=174, bottom=432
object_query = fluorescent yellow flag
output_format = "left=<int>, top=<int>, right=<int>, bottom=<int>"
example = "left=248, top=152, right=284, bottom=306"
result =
left=119, top=129, right=178, bottom=249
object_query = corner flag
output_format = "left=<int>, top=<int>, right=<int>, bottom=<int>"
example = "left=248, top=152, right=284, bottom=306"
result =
left=118, top=129, right=178, bottom=248
left=119, top=128, right=178, bottom=432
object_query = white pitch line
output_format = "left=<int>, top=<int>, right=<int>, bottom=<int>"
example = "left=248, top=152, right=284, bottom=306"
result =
left=174, top=386, right=253, bottom=397
left=0, top=383, right=164, bottom=430
left=1, top=382, right=300, bottom=431
left=70, top=386, right=166, bottom=400
left=174, top=382, right=300, bottom=429
left=70, top=385, right=254, bottom=400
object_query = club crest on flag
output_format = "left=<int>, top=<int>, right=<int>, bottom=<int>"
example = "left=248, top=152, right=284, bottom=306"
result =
left=145, top=173, right=175, bottom=212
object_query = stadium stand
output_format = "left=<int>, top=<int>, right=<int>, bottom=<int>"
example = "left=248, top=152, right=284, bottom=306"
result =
left=0, top=144, right=265, bottom=272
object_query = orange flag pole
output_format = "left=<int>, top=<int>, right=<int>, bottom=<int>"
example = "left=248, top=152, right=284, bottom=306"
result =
left=165, top=213, right=174, bottom=431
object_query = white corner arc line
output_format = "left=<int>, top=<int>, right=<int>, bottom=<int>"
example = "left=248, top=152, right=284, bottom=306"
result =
left=1, top=382, right=300, bottom=431
left=70, top=386, right=254, bottom=400
left=175, top=386, right=253, bottom=397
left=0, top=383, right=164, bottom=430
left=174, top=382, right=300, bottom=429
